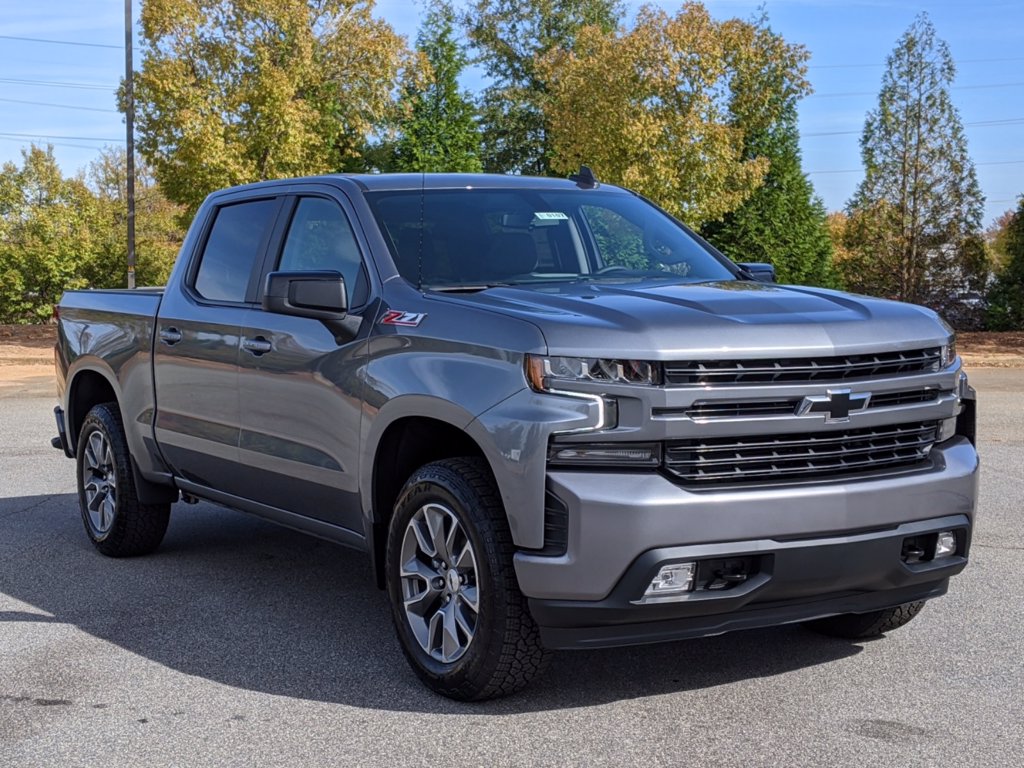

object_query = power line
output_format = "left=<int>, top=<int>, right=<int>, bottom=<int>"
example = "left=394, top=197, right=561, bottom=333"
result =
left=803, top=117, right=1024, bottom=138
left=0, top=34, right=130, bottom=51
left=807, top=159, right=1024, bottom=175
left=0, top=96, right=118, bottom=114
left=0, top=77, right=116, bottom=92
left=0, top=131, right=123, bottom=143
left=810, top=81, right=1024, bottom=99
left=809, top=56, right=1024, bottom=69
left=0, top=135, right=111, bottom=151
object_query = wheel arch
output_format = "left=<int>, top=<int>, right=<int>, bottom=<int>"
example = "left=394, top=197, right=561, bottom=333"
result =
left=366, top=408, right=493, bottom=589
left=66, top=365, right=120, bottom=452
left=66, top=363, right=178, bottom=505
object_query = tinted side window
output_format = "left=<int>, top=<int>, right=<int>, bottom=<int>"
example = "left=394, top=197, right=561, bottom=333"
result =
left=194, top=199, right=278, bottom=303
left=278, top=197, right=366, bottom=305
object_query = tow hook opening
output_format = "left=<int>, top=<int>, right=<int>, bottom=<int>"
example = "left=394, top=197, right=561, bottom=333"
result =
left=699, top=556, right=758, bottom=591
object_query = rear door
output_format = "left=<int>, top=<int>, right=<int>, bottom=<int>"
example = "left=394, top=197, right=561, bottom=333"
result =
left=153, top=195, right=283, bottom=496
left=234, top=190, right=376, bottom=533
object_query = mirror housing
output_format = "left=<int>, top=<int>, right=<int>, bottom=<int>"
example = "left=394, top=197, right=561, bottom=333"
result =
left=736, top=262, right=776, bottom=283
left=263, top=271, right=348, bottom=319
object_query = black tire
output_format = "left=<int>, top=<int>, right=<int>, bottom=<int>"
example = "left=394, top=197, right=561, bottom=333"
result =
left=803, top=601, right=926, bottom=639
left=76, top=402, right=171, bottom=557
left=385, top=457, right=550, bottom=700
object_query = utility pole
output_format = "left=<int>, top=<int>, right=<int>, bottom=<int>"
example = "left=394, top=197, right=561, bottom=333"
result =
left=124, top=0, right=136, bottom=289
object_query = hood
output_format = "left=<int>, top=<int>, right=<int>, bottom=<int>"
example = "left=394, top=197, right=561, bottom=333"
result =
left=429, top=280, right=950, bottom=359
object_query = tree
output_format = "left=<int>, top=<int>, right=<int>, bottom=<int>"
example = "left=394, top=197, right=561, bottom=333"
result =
left=85, top=148, right=186, bottom=288
left=537, top=3, right=810, bottom=226
left=986, top=197, right=1024, bottom=330
left=388, top=1, right=481, bottom=172
left=0, top=146, right=98, bottom=323
left=465, top=0, right=622, bottom=175
left=701, top=105, right=834, bottom=286
left=134, top=0, right=414, bottom=215
left=843, top=14, right=986, bottom=317
left=984, top=208, right=1016, bottom=272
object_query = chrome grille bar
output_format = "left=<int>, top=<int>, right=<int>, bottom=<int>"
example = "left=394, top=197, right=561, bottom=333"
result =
left=665, top=347, right=942, bottom=386
left=664, top=422, right=938, bottom=484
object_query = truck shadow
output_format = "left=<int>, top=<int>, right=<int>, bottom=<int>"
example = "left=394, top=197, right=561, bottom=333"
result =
left=1, top=493, right=862, bottom=715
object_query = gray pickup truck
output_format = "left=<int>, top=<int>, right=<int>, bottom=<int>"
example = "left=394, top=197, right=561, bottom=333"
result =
left=53, top=172, right=978, bottom=700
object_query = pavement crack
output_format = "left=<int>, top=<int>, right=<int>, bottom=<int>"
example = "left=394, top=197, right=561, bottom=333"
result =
left=0, top=493, right=60, bottom=521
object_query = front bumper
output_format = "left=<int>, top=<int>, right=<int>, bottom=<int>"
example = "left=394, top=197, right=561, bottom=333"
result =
left=514, top=436, right=978, bottom=649
left=515, top=437, right=977, bottom=601
left=530, top=515, right=968, bottom=649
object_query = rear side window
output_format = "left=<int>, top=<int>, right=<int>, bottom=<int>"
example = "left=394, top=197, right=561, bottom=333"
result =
left=194, top=199, right=278, bottom=302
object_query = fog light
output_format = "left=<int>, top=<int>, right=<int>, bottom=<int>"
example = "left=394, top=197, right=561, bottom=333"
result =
left=935, top=530, right=957, bottom=558
left=634, top=563, right=696, bottom=604
left=548, top=442, right=661, bottom=467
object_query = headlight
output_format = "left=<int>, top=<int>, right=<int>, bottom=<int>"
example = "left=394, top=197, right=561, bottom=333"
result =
left=526, top=355, right=661, bottom=391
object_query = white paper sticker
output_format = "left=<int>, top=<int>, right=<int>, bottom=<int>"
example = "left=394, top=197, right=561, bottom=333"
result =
left=533, top=211, right=569, bottom=221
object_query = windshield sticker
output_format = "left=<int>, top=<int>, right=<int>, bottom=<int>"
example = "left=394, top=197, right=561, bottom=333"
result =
left=533, top=212, right=569, bottom=221
left=380, top=310, right=426, bottom=327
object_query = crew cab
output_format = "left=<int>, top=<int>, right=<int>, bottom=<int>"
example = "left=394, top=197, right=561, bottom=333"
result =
left=53, top=173, right=978, bottom=700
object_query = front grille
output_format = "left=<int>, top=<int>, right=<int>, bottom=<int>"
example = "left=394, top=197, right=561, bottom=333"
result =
left=664, top=347, right=942, bottom=387
left=664, top=421, right=938, bottom=485
left=684, top=399, right=800, bottom=419
left=681, top=388, right=942, bottom=420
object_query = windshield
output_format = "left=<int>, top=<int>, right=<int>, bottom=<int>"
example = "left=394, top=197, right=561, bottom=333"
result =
left=365, top=188, right=737, bottom=290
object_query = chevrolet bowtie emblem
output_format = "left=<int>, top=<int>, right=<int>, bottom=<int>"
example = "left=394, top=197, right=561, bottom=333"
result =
left=797, top=388, right=871, bottom=423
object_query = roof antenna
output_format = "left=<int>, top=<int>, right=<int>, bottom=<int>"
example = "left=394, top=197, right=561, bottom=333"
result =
left=570, top=165, right=598, bottom=189
left=417, top=170, right=425, bottom=291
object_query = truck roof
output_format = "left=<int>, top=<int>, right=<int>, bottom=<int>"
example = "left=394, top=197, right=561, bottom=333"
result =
left=208, top=172, right=628, bottom=197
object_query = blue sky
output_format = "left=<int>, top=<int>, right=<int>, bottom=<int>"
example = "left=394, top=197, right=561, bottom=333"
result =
left=1, top=0, right=1021, bottom=225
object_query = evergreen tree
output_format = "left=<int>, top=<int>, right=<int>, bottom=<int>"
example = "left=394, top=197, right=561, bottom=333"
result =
left=391, top=1, right=481, bottom=172
left=701, top=105, right=834, bottom=286
left=842, top=14, right=986, bottom=317
left=986, top=197, right=1024, bottom=330
left=465, top=0, right=622, bottom=175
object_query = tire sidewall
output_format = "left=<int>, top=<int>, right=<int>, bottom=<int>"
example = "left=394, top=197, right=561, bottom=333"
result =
left=76, top=408, right=120, bottom=544
left=385, top=470, right=507, bottom=692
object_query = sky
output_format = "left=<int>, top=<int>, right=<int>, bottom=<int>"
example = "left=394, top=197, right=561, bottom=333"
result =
left=0, top=0, right=1021, bottom=226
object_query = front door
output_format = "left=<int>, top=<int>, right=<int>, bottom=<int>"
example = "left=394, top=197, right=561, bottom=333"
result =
left=235, top=193, right=375, bottom=533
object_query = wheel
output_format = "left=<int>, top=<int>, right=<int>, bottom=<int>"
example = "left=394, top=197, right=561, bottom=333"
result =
left=802, top=601, right=926, bottom=639
left=385, top=457, right=550, bottom=700
left=76, top=402, right=171, bottom=557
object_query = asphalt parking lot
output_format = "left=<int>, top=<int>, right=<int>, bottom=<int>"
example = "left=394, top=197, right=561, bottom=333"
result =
left=1, top=368, right=1022, bottom=767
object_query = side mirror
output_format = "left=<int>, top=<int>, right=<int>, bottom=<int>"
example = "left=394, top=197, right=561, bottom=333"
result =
left=736, top=262, right=776, bottom=283
left=263, top=271, right=348, bottom=319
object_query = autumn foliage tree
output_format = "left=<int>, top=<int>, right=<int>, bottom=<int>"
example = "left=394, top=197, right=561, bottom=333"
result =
left=85, top=148, right=185, bottom=288
left=699, top=11, right=834, bottom=289
left=465, top=0, right=622, bottom=175
left=0, top=145, right=184, bottom=322
left=134, top=0, right=414, bottom=214
left=841, top=14, right=986, bottom=323
left=537, top=3, right=810, bottom=226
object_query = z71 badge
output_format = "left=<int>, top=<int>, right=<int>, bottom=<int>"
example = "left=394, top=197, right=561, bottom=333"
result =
left=380, top=310, right=427, bottom=327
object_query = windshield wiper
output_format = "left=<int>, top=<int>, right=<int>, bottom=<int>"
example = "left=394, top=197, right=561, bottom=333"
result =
left=425, top=283, right=510, bottom=293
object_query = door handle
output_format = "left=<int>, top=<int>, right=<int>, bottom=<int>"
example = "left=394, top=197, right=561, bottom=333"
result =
left=242, top=337, right=273, bottom=356
left=159, top=328, right=182, bottom=345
